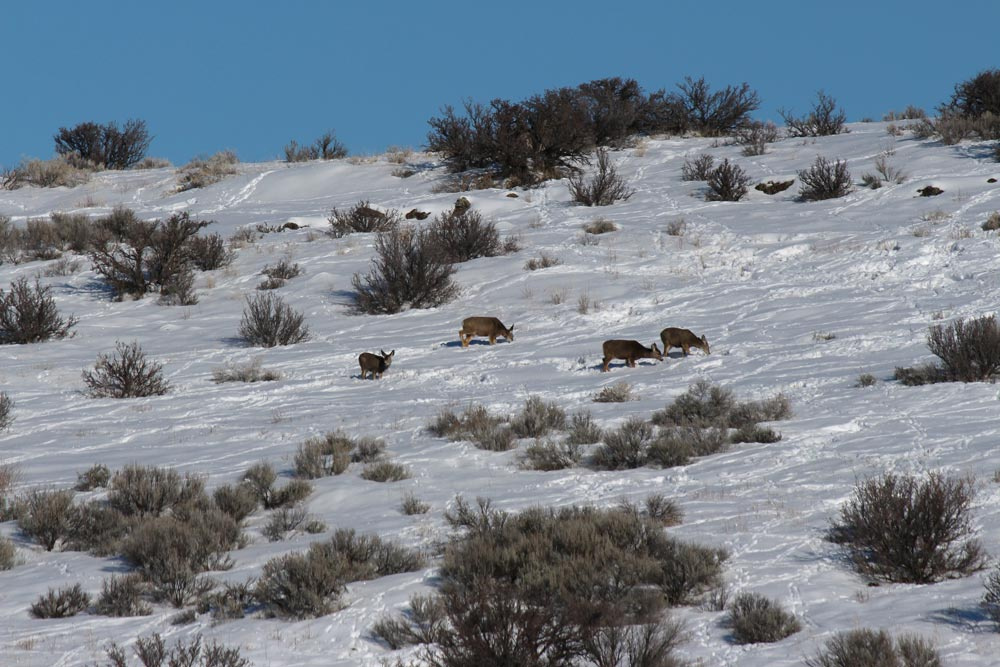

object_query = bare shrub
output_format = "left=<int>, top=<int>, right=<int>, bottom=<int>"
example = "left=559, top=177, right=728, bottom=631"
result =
left=829, top=472, right=985, bottom=583
left=927, top=314, right=1000, bottom=382
left=566, top=411, right=603, bottom=444
left=75, top=464, right=111, bottom=491
left=212, top=358, right=281, bottom=383
left=524, top=253, right=561, bottom=270
left=294, top=431, right=353, bottom=479
left=735, top=120, right=780, bottom=156
left=0, top=392, right=13, bottom=431
left=64, top=502, right=129, bottom=556
left=239, top=292, right=310, bottom=347
left=728, top=592, right=800, bottom=644
left=780, top=91, right=848, bottom=137
left=263, top=506, right=309, bottom=541
left=2, top=156, right=92, bottom=189
left=416, top=501, right=723, bottom=666
left=583, top=618, right=687, bottom=667
left=106, top=633, right=251, bottom=667
left=256, top=530, right=422, bottom=618
left=798, top=156, right=852, bottom=201
left=108, top=465, right=202, bottom=518
left=54, top=119, right=151, bottom=169
left=351, top=227, right=458, bottom=314
left=0, top=277, right=77, bottom=344
left=212, top=483, right=258, bottom=523
left=856, top=373, right=877, bottom=388
left=83, top=341, right=169, bottom=398
left=352, top=437, right=387, bottom=463
left=583, top=218, right=617, bottom=234
left=50, top=211, right=98, bottom=252
left=944, top=69, right=1000, bottom=120
left=176, top=150, right=239, bottom=191
left=983, top=563, right=1000, bottom=630
left=0, top=536, right=15, bottom=570
left=568, top=148, right=635, bottom=206
left=284, top=131, right=348, bottom=161
left=42, top=256, right=84, bottom=276
left=361, top=460, right=412, bottom=482
left=670, top=76, right=760, bottom=136
left=18, top=488, right=76, bottom=551
left=328, top=200, right=401, bottom=237
left=96, top=573, right=151, bottom=617
left=511, top=396, right=566, bottom=438
left=681, top=153, right=714, bottom=181
left=706, top=159, right=751, bottom=201
left=371, top=594, right=448, bottom=649
left=806, top=629, right=941, bottom=667
left=401, top=492, right=430, bottom=515
left=730, top=424, right=781, bottom=444
left=271, top=479, right=313, bottom=509
left=188, top=233, right=235, bottom=271
left=426, top=209, right=510, bottom=262
left=90, top=209, right=210, bottom=301
left=644, top=493, right=682, bottom=526
left=593, top=381, right=636, bottom=403
left=122, top=510, right=241, bottom=606
left=519, top=439, right=582, bottom=471
left=593, top=417, right=654, bottom=469
left=653, top=381, right=735, bottom=428
left=30, top=583, right=90, bottom=618
left=982, top=211, right=1000, bottom=231
left=883, top=106, right=927, bottom=121
left=197, top=580, right=256, bottom=621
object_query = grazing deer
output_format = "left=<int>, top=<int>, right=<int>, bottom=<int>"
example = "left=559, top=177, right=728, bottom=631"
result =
left=601, top=339, right=663, bottom=372
left=358, top=349, right=395, bottom=379
left=659, top=327, right=710, bottom=356
left=459, top=317, right=515, bottom=347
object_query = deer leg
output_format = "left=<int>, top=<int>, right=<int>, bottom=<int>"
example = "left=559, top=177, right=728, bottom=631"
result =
left=602, top=357, right=610, bottom=372
left=489, top=335, right=496, bottom=345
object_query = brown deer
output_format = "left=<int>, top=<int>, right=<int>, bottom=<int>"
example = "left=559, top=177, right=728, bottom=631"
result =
left=459, top=317, right=514, bottom=347
left=659, top=328, right=710, bottom=356
left=601, top=340, right=663, bottom=372
left=358, top=349, right=395, bottom=379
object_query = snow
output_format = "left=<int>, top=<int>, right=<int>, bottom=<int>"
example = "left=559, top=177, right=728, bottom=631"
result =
left=2, top=122, right=1000, bottom=665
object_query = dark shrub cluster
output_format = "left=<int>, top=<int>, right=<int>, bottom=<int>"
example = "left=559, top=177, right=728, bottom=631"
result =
left=0, top=392, right=11, bottom=431
left=705, top=159, right=751, bottom=201
left=568, top=148, right=635, bottom=206
left=18, top=488, right=76, bottom=551
left=360, top=460, right=412, bottom=482
left=188, top=233, right=234, bottom=271
left=351, top=227, right=459, bottom=315
left=54, top=119, right=151, bottom=170
left=108, top=464, right=204, bottom=518
left=284, top=130, right=348, bottom=162
left=589, top=382, right=789, bottom=470
left=727, top=591, right=801, bottom=644
left=241, top=461, right=312, bottom=510
left=806, top=629, right=941, bottom=667
left=425, top=210, right=502, bottom=262
left=518, top=438, right=583, bottom=471
left=89, top=208, right=213, bottom=302
left=896, top=315, right=1000, bottom=384
left=379, top=498, right=722, bottom=665
left=30, top=583, right=91, bottom=618
left=258, top=258, right=302, bottom=290
left=75, top=463, right=111, bottom=491
left=510, top=395, right=566, bottom=438
left=428, top=404, right=515, bottom=451
left=328, top=200, right=402, bottom=237
left=780, top=91, right=847, bottom=137
left=735, top=120, right=780, bottom=156
left=943, top=69, right=1000, bottom=121
left=428, top=76, right=758, bottom=183
left=566, top=410, right=604, bottom=444
left=0, top=277, right=77, bottom=344
left=255, top=528, right=424, bottom=619
left=83, top=341, right=170, bottom=398
left=829, top=472, right=984, bottom=583
left=681, top=153, right=714, bottom=181
left=239, top=292, right=310, bottom=347
left=798, top=156, right=853, bottom=201
left=96, top=572, right=151, bottom=617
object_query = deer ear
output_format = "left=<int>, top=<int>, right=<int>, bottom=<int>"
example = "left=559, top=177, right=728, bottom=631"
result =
left=390, top=349, right=395, bottom=356
left=510, top=325, right=515, bottom=331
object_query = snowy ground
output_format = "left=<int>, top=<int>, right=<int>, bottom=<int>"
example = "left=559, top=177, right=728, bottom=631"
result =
left=2, top=123, right=1000, bottom=666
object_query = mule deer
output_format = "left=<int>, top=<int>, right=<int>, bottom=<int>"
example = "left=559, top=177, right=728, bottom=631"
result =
left=659, top=328, right=710, bottom=356
left=459, top=317, right=514, bottom=346
left=358, top=349, right=395, bottom=379
left=601, top=340, right=663, bottom=372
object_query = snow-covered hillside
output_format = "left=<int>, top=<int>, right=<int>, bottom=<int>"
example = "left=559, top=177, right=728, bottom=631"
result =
left=2, top=123, right=1000, bottom=666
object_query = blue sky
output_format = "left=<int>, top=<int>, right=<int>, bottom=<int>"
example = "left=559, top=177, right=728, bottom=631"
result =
left=1, top=0, right=997, bottom=167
